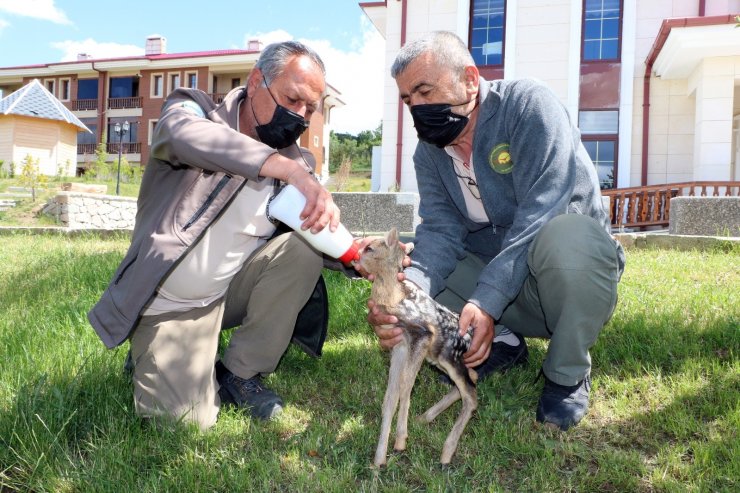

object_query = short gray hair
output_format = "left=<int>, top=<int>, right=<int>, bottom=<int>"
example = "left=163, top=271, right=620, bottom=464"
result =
left=255, top=40, right=326, bottom=85
left=390, top=31, right=475, bottom=79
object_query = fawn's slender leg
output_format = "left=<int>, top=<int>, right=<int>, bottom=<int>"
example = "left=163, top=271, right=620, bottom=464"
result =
left=439, top=361, right=478, bottom=465
left=374, top=342, right=407, bottom=467
left=393, top=337, right=430, bottom=452
left=418, top=386, right=461, bottom=423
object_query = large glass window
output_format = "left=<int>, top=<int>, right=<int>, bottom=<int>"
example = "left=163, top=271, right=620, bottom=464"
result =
left=108, top=118, right=139, bottom=146
left=109, top=77, right=139, bottom=98
left=77, top=79, right=98, bottom=100
left=78, top=119, right=97, bottom=146
left=580, top=110, right=618, bottom=189
left=470, top=0, right=505, bottom=66
left=583, top=140, right=616, bottom=189
left=583, top=0, right=621, bottom=61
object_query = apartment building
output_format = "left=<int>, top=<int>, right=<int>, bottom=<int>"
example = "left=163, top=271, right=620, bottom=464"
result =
left=0, top=36, right=344, bottom=177
left=361, top=0, right=740, bottom=192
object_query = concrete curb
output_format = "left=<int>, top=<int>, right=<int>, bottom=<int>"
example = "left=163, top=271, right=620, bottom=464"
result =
left=614, top=232, right=739, bottom=251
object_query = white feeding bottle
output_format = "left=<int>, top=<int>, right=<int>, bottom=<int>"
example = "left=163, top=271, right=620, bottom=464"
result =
left=267, top=184, right=360, bottom=265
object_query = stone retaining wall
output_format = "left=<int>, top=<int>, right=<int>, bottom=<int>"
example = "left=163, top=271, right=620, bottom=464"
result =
left=669, top=197, right=740, bottom=236
left=43, top=192, right=137, bottom=230
left=42, top=191, right=421, bottom=233
left=332, top=192, right=419, bottom=234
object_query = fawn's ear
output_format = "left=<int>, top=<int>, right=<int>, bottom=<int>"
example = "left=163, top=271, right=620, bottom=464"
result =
left=385, top=228, right=399, bottom=247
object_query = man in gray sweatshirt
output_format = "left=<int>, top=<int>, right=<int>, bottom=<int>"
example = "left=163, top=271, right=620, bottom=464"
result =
left=368, top=31, right=625, bottom=430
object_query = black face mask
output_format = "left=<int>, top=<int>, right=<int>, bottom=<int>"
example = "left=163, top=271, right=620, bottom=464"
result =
left=252, top=78, right=309, bottom=149
left=410, top=100, right=474, bottom=148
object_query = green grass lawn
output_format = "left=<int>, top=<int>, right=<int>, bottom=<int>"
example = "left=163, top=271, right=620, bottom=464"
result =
left=0, top=233, right=738, bottom=492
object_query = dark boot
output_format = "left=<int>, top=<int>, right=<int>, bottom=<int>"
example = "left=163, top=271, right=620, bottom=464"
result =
left=216, top=361, right=283, bottom=420
left=536, top=372, right=591, bottom=430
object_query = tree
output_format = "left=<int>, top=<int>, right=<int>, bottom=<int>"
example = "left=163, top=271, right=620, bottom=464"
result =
left=91, top=130, right=111, bottom=180
left=328, top=123, right=382, bottom=174
left=18, top=154, right=48, bottom=202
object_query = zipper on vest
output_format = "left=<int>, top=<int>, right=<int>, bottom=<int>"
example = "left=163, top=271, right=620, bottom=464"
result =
left=115, top=254, right=138, bottom=284
left=182, top=175, right=231, bottom=231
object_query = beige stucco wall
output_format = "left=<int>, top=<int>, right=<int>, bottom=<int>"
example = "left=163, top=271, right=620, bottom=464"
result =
left=510, top=0, right=574, bottom=103
left=1, top=115, right=78, bottom=177
left=0, top=119, right=12, bottom=172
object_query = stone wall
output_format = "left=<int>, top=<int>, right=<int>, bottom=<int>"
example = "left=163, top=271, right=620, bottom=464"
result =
left=669, top=197, right=740, bottom=237
left=332, top=192, right=420, bottom=234
left=42, top=191, right=421, bottom=233
left=43, top=192, right=137, bottom=230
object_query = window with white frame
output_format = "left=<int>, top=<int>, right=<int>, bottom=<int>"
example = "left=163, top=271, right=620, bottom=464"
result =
left=169, top=73, right=180, bottom=94
left=45, top=79, right=55, bottom=96
left=579, top=110, right=619, bottom=189
left=59, top=78, right=71, bottom=101
left=148, top=119, right=158, bottom=145
left=152, top=74, right=164, bottom=97
left=583, top=0, right=622, bottom=61
left=186, top=72, right=198, bottom=89
left=469, top=0, right=505, bottom=66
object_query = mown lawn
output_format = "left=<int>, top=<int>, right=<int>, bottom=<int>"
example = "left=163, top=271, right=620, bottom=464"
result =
left=0, top=233, right=737, bottom=492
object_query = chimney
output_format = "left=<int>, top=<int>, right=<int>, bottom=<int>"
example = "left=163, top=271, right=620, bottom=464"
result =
left=247, top=39, right=263, bottom=52
left=145, top=35, right=167, bottom=56
left=77, top=53, right=92, bottom=61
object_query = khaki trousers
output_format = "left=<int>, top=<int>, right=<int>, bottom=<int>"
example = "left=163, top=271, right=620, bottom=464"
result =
left=130, top=233, right=323, bottom=429
left=435, top=214, right=620, bottom=386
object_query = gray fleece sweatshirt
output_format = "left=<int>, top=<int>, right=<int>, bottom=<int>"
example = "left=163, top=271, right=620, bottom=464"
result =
left=403, top=77, right=625, bottom=320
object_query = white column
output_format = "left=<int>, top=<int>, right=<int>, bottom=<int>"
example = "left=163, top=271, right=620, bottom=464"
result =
left=566, top=0, right=581, bottom=119
left=503, top=0, right=517, bottom=79
left=617, top=0, right=636, bottom=188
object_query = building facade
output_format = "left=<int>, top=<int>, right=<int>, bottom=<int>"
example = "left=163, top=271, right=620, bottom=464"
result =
left=0, top=36, right=344, bottom=178
left=361, top=0, right=740, bottom=192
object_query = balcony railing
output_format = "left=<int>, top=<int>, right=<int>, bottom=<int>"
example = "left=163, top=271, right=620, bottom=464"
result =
left=602, top=181, right=740, bottom=230
left=71, top=99, right=98, bottom=111
left=108, top=97, right=143, bottom=109
left=106, top=142, right=142, bottom=154
left=210, top=93, right=226, bottom=104
left=77, top=143, right=97, bottom=154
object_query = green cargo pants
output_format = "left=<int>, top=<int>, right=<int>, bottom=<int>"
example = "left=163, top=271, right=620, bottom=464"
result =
left=434, top=214, right=621, bottom=386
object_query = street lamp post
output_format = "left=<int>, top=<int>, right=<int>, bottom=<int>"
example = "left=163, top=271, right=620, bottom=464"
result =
left=114, top=121, right=129, bottom=195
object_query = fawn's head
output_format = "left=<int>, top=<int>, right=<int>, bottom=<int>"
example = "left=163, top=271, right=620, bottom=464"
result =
left=358, top=228, right=410, bottom=277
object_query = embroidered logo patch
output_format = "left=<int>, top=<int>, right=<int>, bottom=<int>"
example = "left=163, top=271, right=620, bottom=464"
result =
left=489, top=143, right=514, bottom=174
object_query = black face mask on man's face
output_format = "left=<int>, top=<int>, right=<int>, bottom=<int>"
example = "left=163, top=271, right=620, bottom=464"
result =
left=252, top=77, right=309, bottom=149
left=409, top=99, right=474, bottom=148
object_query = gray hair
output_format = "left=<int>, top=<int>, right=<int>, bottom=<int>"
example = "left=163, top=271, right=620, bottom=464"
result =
left=255, top=40, right=326, bottom=85
left=390, top=31, right=475, bottom=80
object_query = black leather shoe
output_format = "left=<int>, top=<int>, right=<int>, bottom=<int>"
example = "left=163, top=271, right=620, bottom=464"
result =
left=438, top=332, right=528, bottom=385
left=216, top=361, right=283, bottom=420
left=536, top=373, right=591, bottom=430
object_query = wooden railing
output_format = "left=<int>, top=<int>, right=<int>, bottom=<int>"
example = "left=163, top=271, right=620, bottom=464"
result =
left=602, top=181, right=740, bottom=230
left=106, top=142, right=142, bottom=154
left=210, top=93, right=226, bottom=104
left=77, top=143, right=97, bottom=154
left=108, top=97, right=142, bottom=109
left=71, top=99, right=98, bottom=111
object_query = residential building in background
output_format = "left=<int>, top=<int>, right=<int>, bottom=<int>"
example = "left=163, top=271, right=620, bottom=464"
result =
left=0, top=36, right=344, bottom=178
left=361, top=0, right=740, bottom=192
